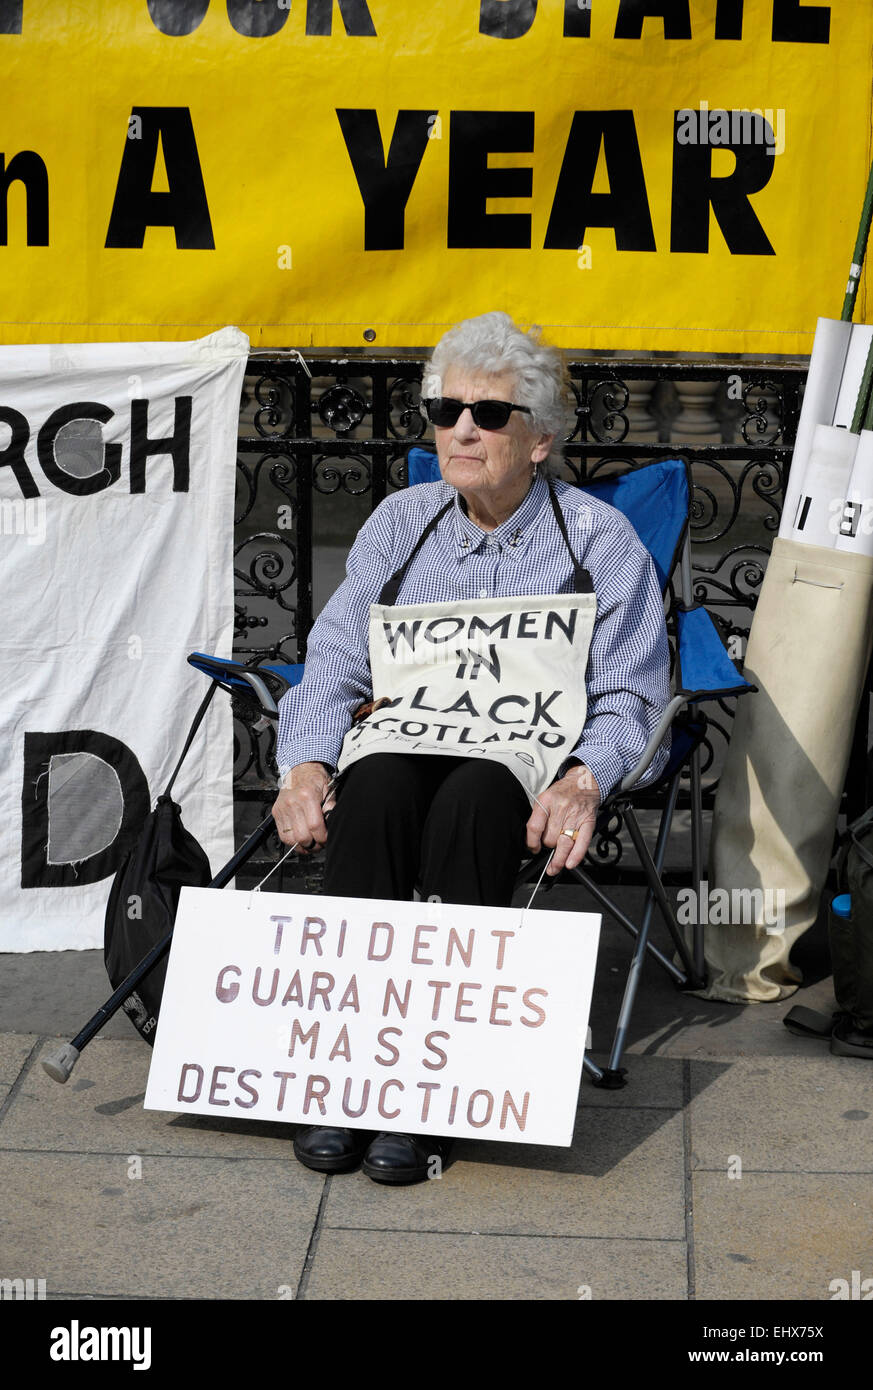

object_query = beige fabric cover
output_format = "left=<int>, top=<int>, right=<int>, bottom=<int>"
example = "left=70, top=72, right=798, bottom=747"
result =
left=702, top=539, right=873, bottom=1002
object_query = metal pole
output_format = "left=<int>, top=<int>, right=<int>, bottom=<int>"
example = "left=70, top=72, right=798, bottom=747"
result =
left=841, top=157, right=873, bottom=322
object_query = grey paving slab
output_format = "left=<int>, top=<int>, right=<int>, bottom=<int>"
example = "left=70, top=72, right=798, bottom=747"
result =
left=305, top=1227, right=687, bottom=1300
left=0, top=875, right=858, bottom=1304
left=322, top=1108, right=686, bottom=1240
left=0, top=952, right=135, bottom=1038
left=0, top=1037, right=302, bottom=1159
left=0, top=1151, right=322, bottom=1300
left=634, top=979, right=841, bottom=1062
left=579, top=1053, right=686, bottom=1108
left=689, top=1057, right=873, bottom=1173
left=693, top=1170, right=873, bottom=1301
left=0, top=1034, right=37, bottom=1108
left=528, top=884, right=836, bottom=1064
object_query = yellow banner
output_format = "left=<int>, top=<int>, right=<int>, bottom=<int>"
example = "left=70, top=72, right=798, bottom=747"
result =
left=2, top=1, right=871, bottom=351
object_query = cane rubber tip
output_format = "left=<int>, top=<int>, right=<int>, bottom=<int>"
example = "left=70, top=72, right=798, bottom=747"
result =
left=42, top=1043, right=81, bottom=1084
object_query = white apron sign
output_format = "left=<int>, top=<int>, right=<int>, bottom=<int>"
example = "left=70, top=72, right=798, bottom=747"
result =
left=0, top=328, right=248, bottom=951
left=337, top=593, right=597, bottom=802
left=144, top=886, right=601, bottom=1148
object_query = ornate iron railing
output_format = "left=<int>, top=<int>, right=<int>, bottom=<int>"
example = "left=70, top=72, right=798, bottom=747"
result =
left=230, top=354, right=817, bottom=884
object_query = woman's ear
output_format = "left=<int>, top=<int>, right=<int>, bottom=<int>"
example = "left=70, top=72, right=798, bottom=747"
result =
left=532, top=433, right=555, bottom=465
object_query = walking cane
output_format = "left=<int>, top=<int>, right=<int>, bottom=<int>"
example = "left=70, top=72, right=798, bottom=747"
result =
left=41, top=812, right=277, bottom=1084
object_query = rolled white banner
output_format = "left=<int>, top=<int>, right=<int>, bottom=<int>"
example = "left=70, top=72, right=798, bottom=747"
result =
left=832, top=323, right=873, bottom=427
left=779, top=317, right=853, bottom=539
left=788, top=423, right=858, bottom=548
left=835, top=428, right=873, bottom=556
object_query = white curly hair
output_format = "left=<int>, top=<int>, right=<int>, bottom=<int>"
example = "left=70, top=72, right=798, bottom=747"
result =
left=421, top=311, right=574, bottom=456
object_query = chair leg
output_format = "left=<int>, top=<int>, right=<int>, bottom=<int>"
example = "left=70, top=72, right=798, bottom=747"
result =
left=594, top=772, right=687, bottom=1085
left=583, top=1054, right=604, bottom=1083
left=688, top=733, right=706, bottom=981
left=520, top=772, right=688, bottom=984
left=566, top=864, right=686, bottom=982
left=516, top=771, right=705, bottom=1087
left=570, top=770, right=687, bottom=983
left=623, top=807, right=705, bottom=987
left=598, top=888, right=671, bottom=1086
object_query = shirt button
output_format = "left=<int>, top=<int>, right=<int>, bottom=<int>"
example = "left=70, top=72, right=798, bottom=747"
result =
left=478, top=588, right=488, bottom=599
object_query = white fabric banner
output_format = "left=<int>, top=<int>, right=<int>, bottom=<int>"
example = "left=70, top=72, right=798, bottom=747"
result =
left=0, top=328, right=249, bottom=950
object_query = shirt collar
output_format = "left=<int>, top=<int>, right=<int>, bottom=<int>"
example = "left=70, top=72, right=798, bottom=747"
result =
left=452, top=472, right=550, bottom=559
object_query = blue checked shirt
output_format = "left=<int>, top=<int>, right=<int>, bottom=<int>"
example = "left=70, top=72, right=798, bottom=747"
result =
left=276, top=473, right=671, bottom=800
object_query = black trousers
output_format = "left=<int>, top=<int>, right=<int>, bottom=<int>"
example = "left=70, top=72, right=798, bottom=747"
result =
left=322, top=753, right=531, bottom=907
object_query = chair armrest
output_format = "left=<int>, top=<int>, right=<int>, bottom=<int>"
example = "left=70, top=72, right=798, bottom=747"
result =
left=187, top=652, right=298, bottom=720
left=675, top=604, right=755, bottom=701
left=618, top=695, right=688, bottom=793
left=616, top=606, right=756, bottom=797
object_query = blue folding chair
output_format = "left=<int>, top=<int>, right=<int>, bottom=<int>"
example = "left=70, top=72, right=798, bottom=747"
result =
left=407, top=448, right=755, bottom=1087
left=190, top=450, right=754, bottom=1089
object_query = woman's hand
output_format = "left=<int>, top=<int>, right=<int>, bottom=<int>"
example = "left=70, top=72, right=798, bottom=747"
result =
left=526, top=764, right=601, bottom=877
left=271, top=762, right=336, bottom=855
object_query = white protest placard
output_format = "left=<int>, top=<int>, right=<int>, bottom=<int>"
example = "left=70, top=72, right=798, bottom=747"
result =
left=337, top=593, right=596, bottom=805
left=144, top=886, right=601, bottom=1147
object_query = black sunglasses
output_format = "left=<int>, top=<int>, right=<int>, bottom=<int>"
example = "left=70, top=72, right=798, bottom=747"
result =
left=422, top=397, right=533, bottom=430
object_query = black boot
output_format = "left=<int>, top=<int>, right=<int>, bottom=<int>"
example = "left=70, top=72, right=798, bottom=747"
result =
left=830, top=1017, right=873, bottom=1058
left=362, top=1132, right=453, bottom=1185
left=293, top=1126, right=375, bottom=1173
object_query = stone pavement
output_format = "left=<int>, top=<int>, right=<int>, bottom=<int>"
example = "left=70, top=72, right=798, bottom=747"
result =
left=1, top=882, right=872, bottom=1304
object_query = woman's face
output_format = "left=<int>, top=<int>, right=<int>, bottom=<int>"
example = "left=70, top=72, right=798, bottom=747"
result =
left=433, top=368, right=553, bottom=522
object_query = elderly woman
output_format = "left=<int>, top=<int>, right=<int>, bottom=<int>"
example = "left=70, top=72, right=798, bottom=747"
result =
left=272, top=311, right=671, bottom=1183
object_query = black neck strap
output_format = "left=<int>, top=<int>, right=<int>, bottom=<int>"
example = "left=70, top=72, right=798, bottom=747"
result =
left=379, top=500, right=455, bottom=605
left=378, top=481, right=593, bottom=606
left=547, top=478, right=593, bottom=593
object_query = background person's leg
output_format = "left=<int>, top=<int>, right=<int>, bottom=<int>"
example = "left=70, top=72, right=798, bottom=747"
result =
left=418, top=759, right=530, bottom=906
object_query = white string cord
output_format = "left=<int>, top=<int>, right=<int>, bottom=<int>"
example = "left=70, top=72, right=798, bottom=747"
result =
left=518, top=792, right=579, bottom=928
left=518, top=849, right=556, bottom=930
left=247, top=347, right=312, bottom=378
left=248, top=783, right=563, bottom=919
left=247, top=777, right=338, bottom=906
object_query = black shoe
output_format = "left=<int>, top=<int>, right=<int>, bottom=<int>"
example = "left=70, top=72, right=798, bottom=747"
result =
left=830, top=1017, right=873, bottom=1058
left=292, top=1126, right=375, bottom=1173
left=362, top=1132, right=453, bottom=1185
